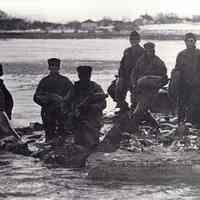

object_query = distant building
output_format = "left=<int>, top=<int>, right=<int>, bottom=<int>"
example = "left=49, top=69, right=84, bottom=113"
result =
left=97, top=25, right=114, bottom=33
left=133, top=15, right=154, bottom=26
left=81, top=19, right=98, bottom=32
left=98, top=18, right=113, bottom=27
left=65, top=21, right=81, bottom=33
left=113, top=20, right=139, bottom=33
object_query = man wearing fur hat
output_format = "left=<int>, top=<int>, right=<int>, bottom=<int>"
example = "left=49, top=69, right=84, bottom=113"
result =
left=130, top=42, right=168, bottom=130
left=71, top=65, right=107, bottom=149
left=172, top=32, right=200, bottom=125
left=115, top=31, right=144, bottom=112
left=33, top=58, right=73, bottom=142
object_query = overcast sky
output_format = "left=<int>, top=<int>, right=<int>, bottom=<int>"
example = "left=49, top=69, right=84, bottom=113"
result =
left=1, top=0, right=200, bottom=22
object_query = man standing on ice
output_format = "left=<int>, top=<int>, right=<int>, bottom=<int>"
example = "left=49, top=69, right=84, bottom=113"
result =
left=33, top=58, right=73, bottom=142
left=115, top=31, right=144, bottom=113
left=171, top=32, right=200, bottom=126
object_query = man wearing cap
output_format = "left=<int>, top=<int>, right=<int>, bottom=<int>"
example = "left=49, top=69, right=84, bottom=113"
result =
left=33, top=58, right=73, bottom=142
left=71, top=65, right=106, bottom=149
left=130, top=42, right=168, bottom=130
left=172, top=32, right=200, bottom=125
left=115, top=31, right=144, bottom=112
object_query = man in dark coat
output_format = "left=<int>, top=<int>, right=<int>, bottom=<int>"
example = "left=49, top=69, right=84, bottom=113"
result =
left=130, top=42, right=168, bottom=130
left=172, top=32, right=200, bottom=125
left=0, top=64, right=14, bottom=119
left=115, top=31, right=144, bottom=112
left=71, top=66, right=107, bottom=149
left=33, top=58, right=74, bottom=142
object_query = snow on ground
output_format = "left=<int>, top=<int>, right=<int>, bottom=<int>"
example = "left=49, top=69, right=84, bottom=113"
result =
left=140, top=23, right=200, bottom=35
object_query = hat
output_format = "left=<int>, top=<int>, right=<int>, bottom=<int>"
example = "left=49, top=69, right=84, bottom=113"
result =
left=144, top=42, right=155, bottom=49
left=129, top=31, right=140, bottom=40
left=77, top=65, right=92, bottom=73
left=184, top=32, right=196, bottom=41
left=47, top=58, right=61, bottom=66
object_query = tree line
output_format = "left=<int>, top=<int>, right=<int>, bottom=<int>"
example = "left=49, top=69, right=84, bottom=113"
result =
left=0, top=10, right=198, bottom=31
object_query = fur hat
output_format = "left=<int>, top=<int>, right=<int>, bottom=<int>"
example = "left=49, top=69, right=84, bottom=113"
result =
left=77, top=65, right=92, bottom=73
left=144, top=42, right=155, bottom=49
left=184, top=32, right=196, bottom=41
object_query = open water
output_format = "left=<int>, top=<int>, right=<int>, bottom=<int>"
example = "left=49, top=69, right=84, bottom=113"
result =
left=2, top=38, right=186, bottom=126
left=1, top=39, right=200, bottom=200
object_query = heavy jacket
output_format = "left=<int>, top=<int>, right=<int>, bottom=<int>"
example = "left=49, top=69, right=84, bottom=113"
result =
left=131, top=54, right=167, bottom=89
left=131, top=54, right=168, bottom=123
left=175, top=48, right=200, bottom=87
left=119, top=44, right=144, bottom=83
left=72, top=80, right=106, bottom=148
left=173, top=48, right=200, bottom=123
left=34, top=73, right=73, bottom=111
left=72, top=80, right=106, bottom=120
left=33, top=73, right=73, bottom=141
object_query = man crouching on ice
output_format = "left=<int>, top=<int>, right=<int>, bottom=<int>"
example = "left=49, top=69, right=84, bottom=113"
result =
left=71, top=66, right=107, bottom=149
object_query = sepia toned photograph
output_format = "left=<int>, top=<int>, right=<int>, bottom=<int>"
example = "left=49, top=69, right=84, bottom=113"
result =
left=1, top=0, right=200, bottom=199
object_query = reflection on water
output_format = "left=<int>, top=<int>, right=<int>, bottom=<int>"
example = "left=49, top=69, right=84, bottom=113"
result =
left=1, top=151, right=200, bottom=200
left=5, top=72, right=117, bottom=127
left=0, top=39, right=185, bottom=74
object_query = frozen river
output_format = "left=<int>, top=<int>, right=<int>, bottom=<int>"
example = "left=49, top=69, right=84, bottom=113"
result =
left=1, top=38, right=200, bottom=200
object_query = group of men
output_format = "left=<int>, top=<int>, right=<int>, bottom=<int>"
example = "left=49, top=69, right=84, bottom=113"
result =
left=107, top=31, right=200, bottom=132
left=32, top=30, right=200, bottom=148
left=1, top=30, right=199, bottom=149
left=111, top=31, right=169, bottom=131
left=33, top=59, right=106, bottom=148
left=113, top=31, right=168, bottom=131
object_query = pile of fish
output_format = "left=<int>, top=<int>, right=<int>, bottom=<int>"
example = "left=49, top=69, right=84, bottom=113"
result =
left=1, top=110, right=200, bottom=169
left=86, top=112, right=200, bottom=181
left=118, top=113, right=200, bottom=153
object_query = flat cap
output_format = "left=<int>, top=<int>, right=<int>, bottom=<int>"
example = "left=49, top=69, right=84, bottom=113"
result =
left=144, top=42, right=155, bottom=49
left=77, top=65, right=92, bottom=73
left=47, top=58, right=61, bottom=66
left=184, top=32, right=196, bottom=41
left=129, top=31, right=140, bottom=40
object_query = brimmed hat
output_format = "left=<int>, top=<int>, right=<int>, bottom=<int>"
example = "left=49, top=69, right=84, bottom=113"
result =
left=144, top=42, right=155, bottom=49
left=77, top=65, right=92, bottom=73
left=47, top=58, right=61, bottom=66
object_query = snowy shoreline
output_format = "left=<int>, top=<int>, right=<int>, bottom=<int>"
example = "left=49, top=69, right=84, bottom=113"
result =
left=2, top=23, right=200, bottom=40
